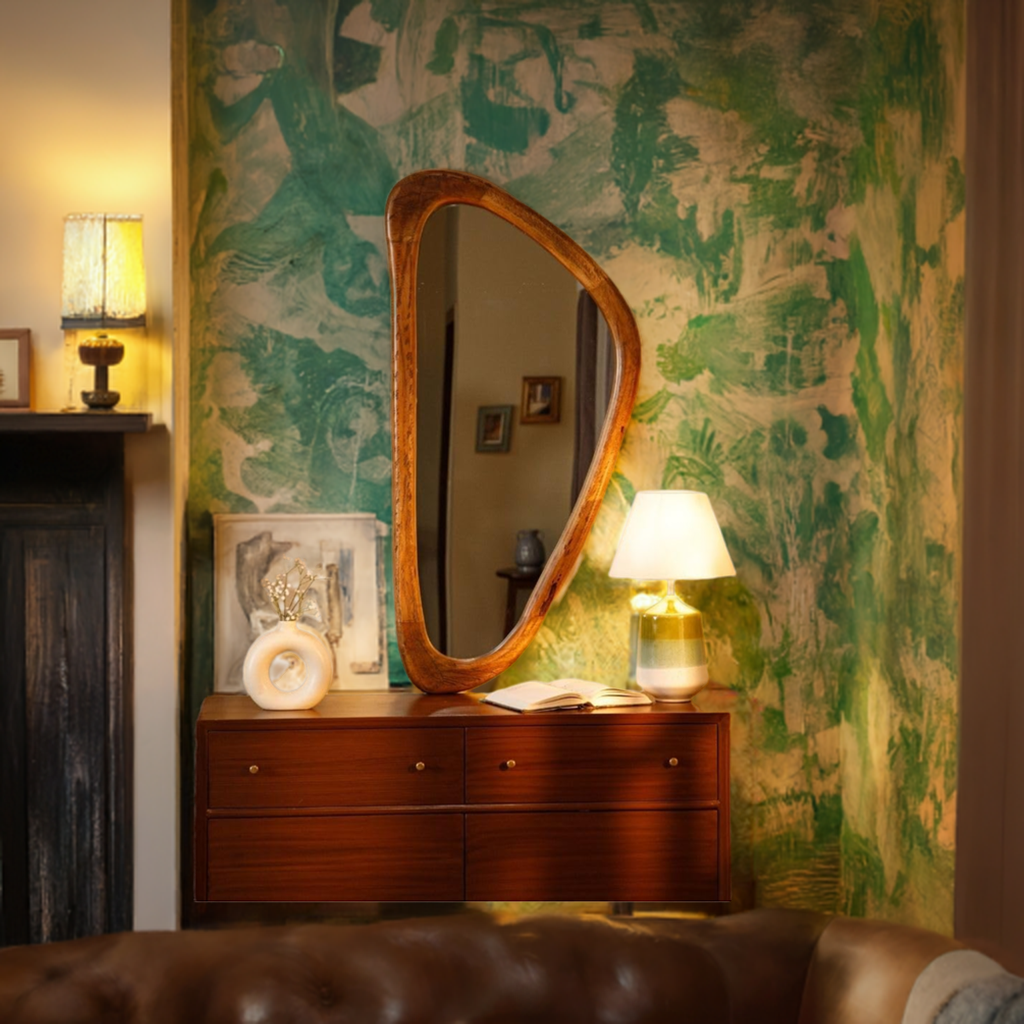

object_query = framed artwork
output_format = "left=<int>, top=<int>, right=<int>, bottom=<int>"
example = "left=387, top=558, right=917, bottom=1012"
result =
left=213, top=513, right=389, bottom=692
left=0, top=329, right=30, bottom=408
left=475, top=404, right=513, bottom=452
left=520, top=376, right=561, bottom=424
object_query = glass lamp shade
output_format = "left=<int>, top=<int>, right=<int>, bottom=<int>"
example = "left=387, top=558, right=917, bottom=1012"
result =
left=61, top=214, right=146, bottom=328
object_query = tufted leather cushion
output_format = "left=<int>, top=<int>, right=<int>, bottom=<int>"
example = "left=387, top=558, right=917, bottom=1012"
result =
left=0, top=909, right=958, bottom=1024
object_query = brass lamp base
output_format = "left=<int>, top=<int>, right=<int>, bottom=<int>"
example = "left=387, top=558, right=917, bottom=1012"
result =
left=78, top=334, right=124, bottom=410
left=81, top=387, right=121, bottom=409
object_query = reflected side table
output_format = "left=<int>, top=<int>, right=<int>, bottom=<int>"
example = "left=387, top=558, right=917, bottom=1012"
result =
left=496, top=565, right=541, bottom=635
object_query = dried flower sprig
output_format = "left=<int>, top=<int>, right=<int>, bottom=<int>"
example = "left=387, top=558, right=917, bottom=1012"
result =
left=261, top=559, right=323, bottom=621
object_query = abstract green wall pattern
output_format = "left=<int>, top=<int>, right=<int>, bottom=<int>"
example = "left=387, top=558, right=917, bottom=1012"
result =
left=188, top=0, right=963, bottom=930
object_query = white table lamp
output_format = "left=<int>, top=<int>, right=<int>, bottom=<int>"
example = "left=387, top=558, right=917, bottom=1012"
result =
left=610, top=490, right=735, bottom=702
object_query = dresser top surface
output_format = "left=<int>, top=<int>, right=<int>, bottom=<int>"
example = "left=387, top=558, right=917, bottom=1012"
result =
left=199, top=691, right=729, bottom=728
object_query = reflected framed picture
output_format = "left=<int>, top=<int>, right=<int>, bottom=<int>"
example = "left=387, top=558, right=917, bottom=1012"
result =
left=520, top=376, right=561, bottom=424
left=476, top=404, right=513, bottom=452
left=0, top=329, right=30, bottom=409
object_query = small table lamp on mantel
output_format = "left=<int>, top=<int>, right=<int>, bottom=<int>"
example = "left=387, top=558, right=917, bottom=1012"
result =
left=61, top=213, right=146, bottom=410
left=610, top=490, right=735, bottom=702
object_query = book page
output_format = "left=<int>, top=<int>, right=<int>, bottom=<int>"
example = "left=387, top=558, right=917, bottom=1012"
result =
left=548, top=678, right=652, bottom=706
left=547, top=678, right=605, bottom=697
left=481, top=680, right=586, bottom=712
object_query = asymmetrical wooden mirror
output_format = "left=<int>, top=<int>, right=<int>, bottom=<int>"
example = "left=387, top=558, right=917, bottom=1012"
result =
left=387, top=169, right=640, bottom=693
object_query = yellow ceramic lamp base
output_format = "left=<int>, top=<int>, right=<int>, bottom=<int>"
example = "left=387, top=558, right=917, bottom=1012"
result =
left=635, top=588, right=708, bottom=703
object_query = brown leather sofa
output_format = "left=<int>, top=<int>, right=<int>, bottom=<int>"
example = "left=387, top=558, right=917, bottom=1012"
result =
left=0, top=909, right=979, bottom=1023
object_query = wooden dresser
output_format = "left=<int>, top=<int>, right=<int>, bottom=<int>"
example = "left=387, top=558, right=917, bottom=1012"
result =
left=194, top=692, right=729, bottom=906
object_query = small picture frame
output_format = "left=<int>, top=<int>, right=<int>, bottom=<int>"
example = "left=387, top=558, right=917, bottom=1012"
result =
left=520, top=376, right=561, bottom=424
left=0, top=329, right=30, bottom=409
left=475, top=405, right=513, bottom=452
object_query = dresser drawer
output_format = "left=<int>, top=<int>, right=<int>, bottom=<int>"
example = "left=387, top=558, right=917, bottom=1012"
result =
left=465, top=724, right=719, bottom=805
left=206, top=728, right=464, bottom=809
left=207, top=814, right=464, bottom=901
left=465, top=809, right=720, bottom=901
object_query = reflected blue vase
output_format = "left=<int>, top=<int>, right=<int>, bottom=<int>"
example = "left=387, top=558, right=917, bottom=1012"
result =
left=515, top=529, right=545, bottom=569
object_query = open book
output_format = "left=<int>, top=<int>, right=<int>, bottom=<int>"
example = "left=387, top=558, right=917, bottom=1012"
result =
left=482, top=679, right=653, bottom=713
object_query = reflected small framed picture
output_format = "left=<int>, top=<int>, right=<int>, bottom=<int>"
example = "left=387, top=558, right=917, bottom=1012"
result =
left=476, top=404, right=513, bottom=452
left=520, top=376, right=561, bottom=424
left=0, top=329, right=30, bottom=409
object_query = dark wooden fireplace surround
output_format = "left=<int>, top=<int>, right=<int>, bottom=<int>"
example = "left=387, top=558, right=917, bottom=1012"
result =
left=0, top=412, right=149, bottom=946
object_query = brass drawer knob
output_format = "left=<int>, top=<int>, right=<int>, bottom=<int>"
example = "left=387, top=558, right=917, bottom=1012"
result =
left=249, top=765, right=260, bottom=774
left=667, top=757, right=679, bottom=768
left=415, top=761, right=426, bottom=772
left=502, top=759, right=516, bottom=770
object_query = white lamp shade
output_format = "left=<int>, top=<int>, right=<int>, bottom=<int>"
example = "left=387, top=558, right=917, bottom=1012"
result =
left=62, top=214, right=146, bottom=327
left=609, top=490, right=736, bottom=581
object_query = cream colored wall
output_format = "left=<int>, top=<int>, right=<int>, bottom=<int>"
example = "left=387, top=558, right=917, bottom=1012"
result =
left=449, top=206, right=577, bottom=659
left=0, top=0, right=178, bottom=929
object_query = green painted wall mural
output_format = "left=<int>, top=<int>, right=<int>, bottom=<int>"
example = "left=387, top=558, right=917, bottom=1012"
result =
left=188, top=0, right=963, bottom=929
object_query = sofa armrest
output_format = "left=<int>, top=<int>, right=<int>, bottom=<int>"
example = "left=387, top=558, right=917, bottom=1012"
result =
left=798, top=916, right=962, bottom=1024
left=902, top=949, right=1010, bottom=1024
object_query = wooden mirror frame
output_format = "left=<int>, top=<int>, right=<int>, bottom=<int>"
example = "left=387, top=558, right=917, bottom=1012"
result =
left=387, top=169, right=641, bottom=693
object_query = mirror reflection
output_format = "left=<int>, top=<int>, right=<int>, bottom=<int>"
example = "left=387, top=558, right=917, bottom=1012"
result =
left=416, top=203, right=613, bottom=659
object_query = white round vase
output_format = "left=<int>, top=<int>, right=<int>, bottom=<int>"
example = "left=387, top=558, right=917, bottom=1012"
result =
left=242, top=620, right=333, bottom=711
